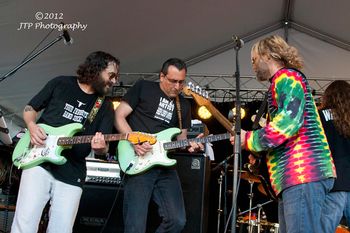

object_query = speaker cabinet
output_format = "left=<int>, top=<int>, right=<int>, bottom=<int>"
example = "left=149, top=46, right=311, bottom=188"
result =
left=74, top=153, right=210, bottom=233
left=169, top=152, right=211, bottom=233
left=73, top=184, right=124, bottom=233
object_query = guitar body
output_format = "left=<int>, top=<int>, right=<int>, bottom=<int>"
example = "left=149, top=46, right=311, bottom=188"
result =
left=12, top=123, right=83, bottom=169
left=118, top=128, right=181, bottom=175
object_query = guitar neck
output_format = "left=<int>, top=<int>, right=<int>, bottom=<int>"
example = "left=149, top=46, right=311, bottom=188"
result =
left=163, top=133, right=231, bottom=150
left=57, top=134, right=128, bottom=146
left=205, top=103, right=235, bottom=135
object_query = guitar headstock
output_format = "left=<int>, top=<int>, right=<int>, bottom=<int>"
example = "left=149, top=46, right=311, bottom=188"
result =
left=183, top=82, right=211, bottom=107
left=127, top=132, right=157, bottom=145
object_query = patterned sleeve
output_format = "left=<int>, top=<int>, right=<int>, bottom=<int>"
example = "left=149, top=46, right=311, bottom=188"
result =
left=245, top=70, right=306, bottom=152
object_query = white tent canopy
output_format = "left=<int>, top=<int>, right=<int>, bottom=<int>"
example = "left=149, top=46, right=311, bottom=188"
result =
left=1, top=0, right=350, bottom=132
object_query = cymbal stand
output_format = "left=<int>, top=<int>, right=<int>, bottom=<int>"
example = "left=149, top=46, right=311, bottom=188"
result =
left=257, top=204, right=263, bottom=233
left=247, top=181, right=254, bottom=233
left=217, top=171, right=224, bottom=233
left=238, top=199, right=274, bottom=232
left=238, top=200, right=274, bottom=216
left=212, top=154, right=233, bottom=231
left=223, top=162, right=230, bottom=230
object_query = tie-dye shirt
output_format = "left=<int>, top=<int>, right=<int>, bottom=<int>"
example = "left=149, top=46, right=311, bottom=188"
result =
left=245, top=68, right=336, bottom=195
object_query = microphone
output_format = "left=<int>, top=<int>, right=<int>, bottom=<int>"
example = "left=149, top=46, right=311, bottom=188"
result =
left=62, top=29, right=73, bottom=45
left=244, top=163, right=251, bottom=170
left=232, top=35, right=244, bottom=48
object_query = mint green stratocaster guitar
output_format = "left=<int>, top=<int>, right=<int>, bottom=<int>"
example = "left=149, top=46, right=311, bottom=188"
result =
left=118, top=127, right=231, bottom=175
left=12, top=123, right=156, bottom=170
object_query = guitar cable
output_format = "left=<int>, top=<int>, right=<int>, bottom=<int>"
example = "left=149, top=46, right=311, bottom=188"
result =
left=99, top=161, right=134, bottom=233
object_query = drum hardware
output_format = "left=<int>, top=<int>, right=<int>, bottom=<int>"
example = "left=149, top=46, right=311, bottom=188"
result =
left=217, top=171, right=223, bottom=233
left=213, top=159, right=230, bottom=233
left=256, top=203, right=268, bottom=233
left=238, top=200, right=275, bottom=233
left=214, top=157, right=253, bottom=233
left=247, top=180, right=255, bottom=233
left=240, top=171, right=261, bottom=184
left=239, top=170, right=261, bottom=233
left=213, top=158, right=277, bottom=233
left=241, top=170, right=278, bottom=202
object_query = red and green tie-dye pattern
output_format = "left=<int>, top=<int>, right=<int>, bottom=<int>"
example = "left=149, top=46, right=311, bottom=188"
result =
left=245, top=68, right=336, bottom=195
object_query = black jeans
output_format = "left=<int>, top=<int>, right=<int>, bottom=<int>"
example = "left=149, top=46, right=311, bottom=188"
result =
left=123, top=168, right=186, bottom=233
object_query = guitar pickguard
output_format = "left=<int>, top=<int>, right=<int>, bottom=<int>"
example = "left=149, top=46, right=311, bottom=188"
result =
left=14, top=135, right=67, bottom=169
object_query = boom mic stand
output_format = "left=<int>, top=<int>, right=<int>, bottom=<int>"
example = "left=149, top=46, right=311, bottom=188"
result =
left=0, top=31, right=68, bottom=83
left=230, top=35, right=244, bottom=233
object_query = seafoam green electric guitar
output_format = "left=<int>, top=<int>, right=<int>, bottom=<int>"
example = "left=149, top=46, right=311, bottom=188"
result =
left=118, top=127, right=230, bottom=175
left=12, top=123, right=156, bottom=169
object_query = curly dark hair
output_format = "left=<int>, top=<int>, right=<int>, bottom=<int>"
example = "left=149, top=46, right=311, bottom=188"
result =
left=77, top=51, right=120, bottom=84
left=322, top=80, right=350, bottom=138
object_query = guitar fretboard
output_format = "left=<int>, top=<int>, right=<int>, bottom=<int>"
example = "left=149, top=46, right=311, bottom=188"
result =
left=163, top=133, right=231, bottom=150
left=57, top=134, right=127, bottom=146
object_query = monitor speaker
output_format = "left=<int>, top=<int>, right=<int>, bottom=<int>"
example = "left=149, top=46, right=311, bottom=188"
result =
left=73, top=184, right=124, bottom=233
left=169, top=152, right=211, bottom=233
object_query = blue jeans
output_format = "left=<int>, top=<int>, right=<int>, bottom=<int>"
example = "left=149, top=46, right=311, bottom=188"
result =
left=322, top=191, right=350, bottom=232
left=278, top=178, right=334, bottom=233
left=123, top=168, right=186, bottom=233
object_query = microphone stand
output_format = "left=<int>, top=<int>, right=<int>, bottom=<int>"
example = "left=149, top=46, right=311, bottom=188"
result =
left=212, top=153, right=233, bottom=172
left=230, top=40, right=243, bottom=233
left=0, top=33, right=66, bottom=83
left=212, top=154, right=233, bottom=232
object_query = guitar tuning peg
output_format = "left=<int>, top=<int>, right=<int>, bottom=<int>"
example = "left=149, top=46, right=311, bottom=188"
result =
left=188, top=82, right=195, bottom=91
left=204, top=91, right=209, bottom=99
left=195, top=85, right=202, bottom=94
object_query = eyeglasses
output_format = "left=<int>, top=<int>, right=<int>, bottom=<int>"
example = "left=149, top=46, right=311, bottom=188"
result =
left=108, top=72, right=120, bottom=81
left=164, top=75, right=185, bottom=86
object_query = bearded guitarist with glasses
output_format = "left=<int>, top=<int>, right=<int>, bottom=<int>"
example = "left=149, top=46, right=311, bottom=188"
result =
left=11, top=51, right=119, bottom=233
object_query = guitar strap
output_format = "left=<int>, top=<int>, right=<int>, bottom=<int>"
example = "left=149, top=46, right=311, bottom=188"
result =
left=87, top=96, right=105, bottom=124
left=252, top=91, right=268, bottom=130
left=251, top=91, right=268, bottom=161
left=175, top=95, right=183, bottom=129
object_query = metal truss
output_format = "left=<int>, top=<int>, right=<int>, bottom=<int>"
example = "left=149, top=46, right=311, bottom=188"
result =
left=112, top=73, right=345, bottom=104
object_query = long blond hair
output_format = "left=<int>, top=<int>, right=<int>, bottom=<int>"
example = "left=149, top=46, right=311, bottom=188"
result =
left=252, top=35, right=303, bottom=70
left=322, top=80, right=350, bottom=138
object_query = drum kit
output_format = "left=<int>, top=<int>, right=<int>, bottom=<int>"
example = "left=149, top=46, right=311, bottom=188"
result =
left=215, top=166, right=278, bottom=233
left=236, top=170, right=278, bottom=233
left=236, top=171, right=350, bottom=233
left=214, top=159, right=350, bottom=233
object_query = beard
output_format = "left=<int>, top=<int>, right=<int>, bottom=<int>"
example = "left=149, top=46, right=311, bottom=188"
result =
left=255, top=60, right=270, bottom=81
left=91, top=78, right=112, bottom=96
left=256, top=69, right=270, bottom=81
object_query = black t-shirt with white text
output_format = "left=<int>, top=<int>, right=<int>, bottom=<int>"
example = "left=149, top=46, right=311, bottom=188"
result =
left=123, top=80, right=191, bottom=134
left=319, top=109, right=350, bottom=191
left=28, top=76, right=114, bottom=187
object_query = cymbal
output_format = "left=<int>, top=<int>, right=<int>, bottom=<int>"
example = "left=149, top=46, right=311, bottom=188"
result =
left=257, top=184, right=267, bottom=196
left=240, top=171, right=261, bottom=183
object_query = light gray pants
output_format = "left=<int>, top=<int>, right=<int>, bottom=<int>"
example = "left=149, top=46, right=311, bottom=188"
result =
left=11, top=166, right=82, bottom=233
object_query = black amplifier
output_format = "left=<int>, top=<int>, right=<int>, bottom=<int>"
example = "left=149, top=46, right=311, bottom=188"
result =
left=85, top=159, right=121, bottom=185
